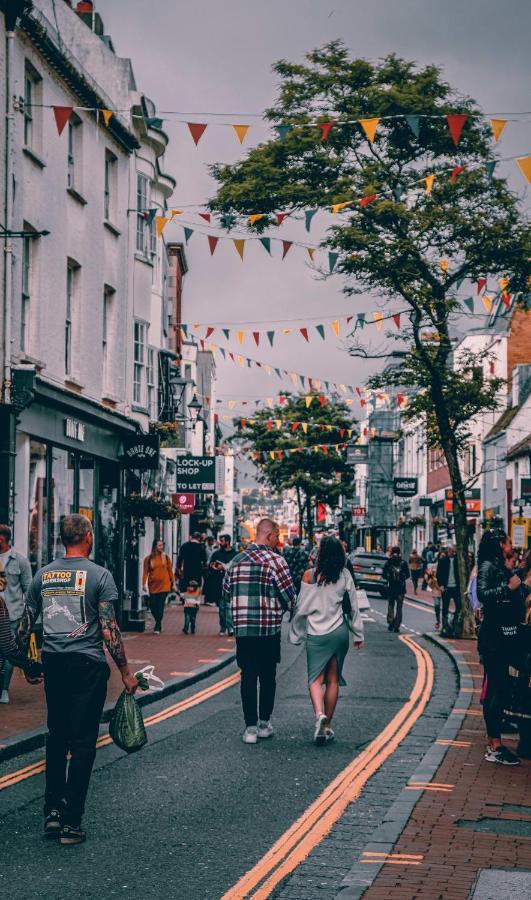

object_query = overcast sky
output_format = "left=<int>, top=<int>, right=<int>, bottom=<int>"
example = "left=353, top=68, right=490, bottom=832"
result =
left=98, top=0, right=530, bottom=423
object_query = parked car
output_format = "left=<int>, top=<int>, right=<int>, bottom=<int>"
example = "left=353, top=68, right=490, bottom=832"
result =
left=348, top=550, right=388, bottom=596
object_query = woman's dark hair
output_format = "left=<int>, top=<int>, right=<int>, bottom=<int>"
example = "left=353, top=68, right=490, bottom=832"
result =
left=315, top=536, right=346, bottom=585
left=477, top=528, right=507, bottom=567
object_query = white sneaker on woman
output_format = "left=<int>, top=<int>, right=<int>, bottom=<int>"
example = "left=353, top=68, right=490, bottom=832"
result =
left=314, top=713, right=328, bottom=745
left=242, top=727, right=258, bottom=744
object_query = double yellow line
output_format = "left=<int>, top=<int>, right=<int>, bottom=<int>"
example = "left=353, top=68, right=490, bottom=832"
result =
left=222, top=635, right=433, bottom=900
left=0, top=672, right=240, bottom=792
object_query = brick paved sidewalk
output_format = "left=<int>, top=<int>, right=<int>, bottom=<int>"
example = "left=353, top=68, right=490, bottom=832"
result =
left=363, top=639, right=531, bottom=900
left=0, top=603, right=234, bottom=747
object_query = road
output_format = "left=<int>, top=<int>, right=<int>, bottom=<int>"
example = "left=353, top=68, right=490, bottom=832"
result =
left=0, top=595, right=451, bottom=900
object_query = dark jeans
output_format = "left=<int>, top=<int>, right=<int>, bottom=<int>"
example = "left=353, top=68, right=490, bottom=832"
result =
left=219, top=599, right=233, bottom=634
left=482, top=650, right=510, bottom=740
left=183, top=607, right=198, bottom=633
left=42, top=653, right=110, bottom=825
left=236, top=633, right=281, bottom=727
left=149, top=592, right=168, bottom=631
left=387, top=594, right=404, bottom=630
left=442, top=586, right=461, bottom=625
left=411, top=571, right=421, bottom=592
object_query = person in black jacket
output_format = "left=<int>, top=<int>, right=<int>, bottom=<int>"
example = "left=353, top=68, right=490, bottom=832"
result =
left=436, top=546, right=461, bottom=636
left=382, top=547, right=410, bottom=634
left=477, top=528, right=530, bottom=766
left=177, top=533, right=207, bottom=594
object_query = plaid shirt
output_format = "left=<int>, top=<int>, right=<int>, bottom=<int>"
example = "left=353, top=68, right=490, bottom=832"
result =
left=222, top=543, right=296, bottom=637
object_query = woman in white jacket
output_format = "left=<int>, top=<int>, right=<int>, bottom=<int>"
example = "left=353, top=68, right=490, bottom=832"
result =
left=289, top=536, right=364, bottom=744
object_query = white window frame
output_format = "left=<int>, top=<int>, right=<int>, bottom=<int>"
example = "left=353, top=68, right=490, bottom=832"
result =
left=136, top=174, right=152, bottom=256
left=65, top=261, right=80, bottom=377
left=133, top=320, right=147, bottom=406
left=21, top=232, right=32, bottom=353
left=67, top=115, right=82, bottom=191
left=147, top=347, right=157, bottom=419
left=104, top=149, right=117, bottom=222
left=23, top=61, right=42, bottom=151
left=102, top=285, right=115, bottom=392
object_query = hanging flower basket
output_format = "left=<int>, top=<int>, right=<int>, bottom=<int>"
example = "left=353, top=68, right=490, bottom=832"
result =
left=149, top=421, right=179, bottom=445
left=396, top=514, right=425, bottom=529
left=125, top=493, right=179, bottom=521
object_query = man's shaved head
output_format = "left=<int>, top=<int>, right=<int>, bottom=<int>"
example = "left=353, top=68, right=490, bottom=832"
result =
left=255, top=518, right=280, bottom=548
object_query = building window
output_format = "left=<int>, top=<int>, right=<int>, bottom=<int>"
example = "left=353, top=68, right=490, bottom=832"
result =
left=133, top=321, right=147, bottom=406
left=23, top=62, right=42, bottom=151
left=147, top=348, right=157, bottom=419
left=67, top=116, right=82, bottom=191
left=65, top=261, right=80, bottom=376
left=21, top=233, right=32, bottom=353
left=136, top=174, right=153, bottom=256
left=104, top=149, right=117, bottom=221
left=492, top=446, right=498, bottom=490
left=102, top=285, right=115, bottom=393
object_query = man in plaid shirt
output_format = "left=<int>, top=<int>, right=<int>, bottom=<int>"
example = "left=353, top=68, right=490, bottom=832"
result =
left=222, top=518, right=296, bottom=744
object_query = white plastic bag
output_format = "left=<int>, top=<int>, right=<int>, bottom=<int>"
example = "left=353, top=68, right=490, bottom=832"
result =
left=134, top=664, right=165, bottom=692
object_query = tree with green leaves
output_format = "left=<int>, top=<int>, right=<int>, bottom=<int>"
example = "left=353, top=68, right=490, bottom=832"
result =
left=234, top=393, right=355, bottom=538
left=211, top=42, right=530, bottom=635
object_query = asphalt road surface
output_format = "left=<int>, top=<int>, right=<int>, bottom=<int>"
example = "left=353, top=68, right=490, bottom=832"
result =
left=0, top=598, right=443, bottom=900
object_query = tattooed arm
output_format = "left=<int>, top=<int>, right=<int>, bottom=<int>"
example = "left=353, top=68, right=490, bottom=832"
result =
left=98, top=598, right=138, bottom=694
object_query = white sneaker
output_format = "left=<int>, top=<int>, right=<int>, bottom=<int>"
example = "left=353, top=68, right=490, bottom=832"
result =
left=325, top=727, right=335, bottom=742
left=314, top=713, right=328, bottom=745
left=0, top=690, right=9, bottom=704
left=257, top=720, right=274, bottom=739
left=242, top=726, right=258, bottom=744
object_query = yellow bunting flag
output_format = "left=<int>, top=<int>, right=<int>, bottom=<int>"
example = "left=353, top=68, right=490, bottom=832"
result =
left=345, top=398, right=354, bottom=406
left=301, top=423, right=308, bottom=434
left=269, top=451, right=275, bottom=460
left=232, top=124, right=250, bottom=144
left=249, top=214, right=264, bottom=226
left=331, top=320, right=340, bottom=337
left=326, top=425, right=332, bottom=432
left=439, top=258, right=450, bottom=273
left=314, top=379, right=321, bottom=390
left=170, top=209, right=183, bottom=220
left=516, top=156, right=531, bottom=183
left=482, top=295, right=492, bottom=313
left=307, top=248, right=315, bottom=261
left=155, top=216, right=169, bottom=238
left=237, top=355, right=245, bottom=367
left=305, top=395, right=313, bottom=408
left=359, top=117, right=380, bottom=143
left=490, top=119, right=507, bottom=142
left=499, top=278, right=509, bottom=290
left=228, top=400, right=236, bottom=410
left=236, top=330, right=245, bottom=345
left=275, top=420, right=282, bottom=429
left=264, top=365, right=272, bottom=375
left=374, top=312, right=383, bottom=330
left=233, top=239, right=245, bottom=260
left=425, top=174, right=435, bottom=194
left=101, top=109, right=112, bottom=126
left=282, top=328, right=292, bottom=335
left=290, top=372, right=298, bottom=385
left=331, top=201, right=350, bottom=214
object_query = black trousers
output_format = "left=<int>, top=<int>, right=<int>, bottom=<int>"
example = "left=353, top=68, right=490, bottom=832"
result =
left=183, top=607, right=198, bottom=632
left=387, top=594, right=404, bottom=630
left=149, top=592, right=168, bottom=630
left=236, top=633, right=281, bottom=727
left=442, top=586, right=461, bottom=623
left=43, top=653, right=109, bottom=825
left=482, top=650, right=511, bottom=740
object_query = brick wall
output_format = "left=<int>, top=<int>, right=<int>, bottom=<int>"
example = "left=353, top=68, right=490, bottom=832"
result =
left=507, top=307, right=531, bottom=387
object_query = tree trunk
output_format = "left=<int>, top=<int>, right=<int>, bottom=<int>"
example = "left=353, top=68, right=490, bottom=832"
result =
left=305, top=493, right=314, bottom=540
left=295, top=485, right=304, bottom=538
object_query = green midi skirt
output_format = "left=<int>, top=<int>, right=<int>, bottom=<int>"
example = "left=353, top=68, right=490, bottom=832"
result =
left=306, top=619, right=350, bottom=686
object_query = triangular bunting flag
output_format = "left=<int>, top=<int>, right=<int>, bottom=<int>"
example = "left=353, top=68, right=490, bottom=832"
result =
left=501, top=292, right=512, bottom=309
left=330, top=320, right=340, bottom=337
left=463, top=296, right=474, bottom=313
left=446, top=113, right=468, bottom=146
left=359, top=117, right=380, bottom=143
left=249, top=214, right=263, bottom=226
left=456, top=276, right=465, bottom=289
left=275, top=125, right=292, bottom=141
left=425, top=174, right=435, bottom=194
left=405, top=115, right=421, bottom=138
left=205, top=327, right=215, bottom=339
left=393, top=184, right=405, bottom=201
left=301, top=423, right=308, bottom=434
left=277, top=213, right=288, bottom=225
left=319, top=122, right=334, bottom=141
left=331, top=201, right=349, bottom=214
left=305, top=396, right=313, bottom=408
left=490, top=119, right=507, bottom=142
left=155, top=216, right=169, bottom=238
left=220, top=213, right=237, bottom=229
left=100, top=109, right=113, bottom=127
left=199, top=213, right=211, bottom=223
left=236, top=330, right=245, bottom=345
left=450, top=165, right=466, bottom=184
left=252, top=332, right=260, bottom=347
left=53, top=106, right=74, bottom=135
left=305, top=209, right=318, bottom=232
left=259, top=237, right=271, bottom=255
left=267, top=331, right=275, bottom=347
left=187, top=123, right=208, bottom=145
left=392, top=313, right=401, bottom=330
left=300, top=328, right=309, bottom=343
left=208, top=235, right=219, bottom=256
left=516, top=156, right=531, bottom=183
left=374, top=312, right=383, bottom=330
left=232, top=124, right=250, bottom=144
left=328, top=252, right=339, bottom=273
left=233, top=239, right=245, bottom=260
left=282, top=241, right=292, bottom=260
left=290, top=373, right=298, bottom=385
left=360, top=194, right=377, bottom=207
left=184, top=227, right=194, bottom=244
left=315, top=324, right=325, bottom=340
left=307, top=247, right=315, bottom=261
left=357, top=313, right=366, bottom=329
left=477, top=278, right=486, bottom=294
left=481, top=295, right=492, bottom=313
left=170, top=209, right=183, bottom=220
left=222, top=329, right=230, bottom=340
left=145, top=208, right=157, bottom=226
left=439, top=259, right=449, bottom=273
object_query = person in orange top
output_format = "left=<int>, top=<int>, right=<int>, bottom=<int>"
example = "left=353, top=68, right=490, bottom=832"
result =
left=142, top=539, right=176, bottom=634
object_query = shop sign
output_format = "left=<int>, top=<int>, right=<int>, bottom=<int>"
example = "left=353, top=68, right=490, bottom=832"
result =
left=444, top=488, right=481, bottom=514
left=174, top=456, right=216, bottom=493
left=419, top=498, right=432, bottom=507
left=520, top=477, right=531, bottom=503
left=64, top=418, right=85, bottom=442
left=393, top=477, right=418, bottom=497
left=172, top=493, right=195, bottom=514
left=121, top=434, right=160, bottom=470
left=512, top=517, right=529, bottom=549
left=346, top=444, right=368, bottom=465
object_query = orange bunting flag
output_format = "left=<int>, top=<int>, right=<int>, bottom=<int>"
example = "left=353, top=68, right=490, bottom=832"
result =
left=331, top=201, right=350, bottom=214
left=307, top=248, right=315, bottom=261
left=499, top=278, right=509, bottom=290
left=249, top=214, right=263, bottom=226
left=446, top=113, right=468, bottom=146
left=282, top=241, right=293, bottom=260
left=300, top=327, right=309, bottom=342
left=490, top=119, right=507, bottom=142
left=481, top=295, right=492, bottom=313
left=232, top=124, right=250, bottom=144
left=516, top=156, right=531, bottom=183
left=425, top=174, right=435, bottom=194
left=233, top=239, right=245, bottom=260
left=374, top=312, right=383, bottom=330
left=359, top=194, right=377, bottom=207
left=319, top=122, right=334, bottom=141
left=290, top=372, right=298, bottom=386
left=170, top=209, right=183, bottom=220
left=359, top=117, right=380, bottom=143
left=101, top=109, right=113, bottom=126
left=236, top=331, right=245, bottom=345
left=187, top=123, right=208, bottom=145
left=301, top=423, right=308, bottom=434
left=53, top=106, right=74, bottom=135
left=155, top=216, right=169, bottom=238
left=207, top=235, right=219, bottom=256
left=330, top=320, right=340, bottom=337
left=439, top=259, right=450, bottom=273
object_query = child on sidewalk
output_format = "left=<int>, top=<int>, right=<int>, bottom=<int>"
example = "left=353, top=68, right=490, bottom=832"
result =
left=182, top=580, right=201, bottom=634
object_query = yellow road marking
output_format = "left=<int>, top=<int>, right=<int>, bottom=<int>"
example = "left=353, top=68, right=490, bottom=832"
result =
left=222, top=635, right=433, bottom=900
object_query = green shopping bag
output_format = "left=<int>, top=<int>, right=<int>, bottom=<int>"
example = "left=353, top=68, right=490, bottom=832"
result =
left=109, top=691, right=147, bottom=754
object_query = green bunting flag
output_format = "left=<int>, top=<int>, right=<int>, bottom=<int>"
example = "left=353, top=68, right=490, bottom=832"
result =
left=145, top=208, right=157, bottom=226
left=267, top=331, right=275, bottom=347
left=357, top=313, right=366, bottom=329
left=328, top=252, right=339, bottom=273
left=405, top=115, right=421, bottom=138
left=183, top=227, right=194, bottom=244
left=393, top=184, right=405, bottom=201
left=181, top=324, right=188, bottom=337
left=219, top=347, right=226, bottom=359
left=274, top=367, right=282, bottom=378
left=305, top=209, right=318, bottom=232
left=220, top=213, right=237, bottom=229
left=463, top=297, right=475, bottom=313
left=315, top=324, right=325, bottom=340
left=222, top=329, right=230, bottom=340
left=456, top=276, right=465, bottom=289
left=485, top=161, right=497, bottom=179
left=300, top=376, right=306, bottom=388
left=276, top=125, right=292, bottom=140
left=259, top=237, right=271, bottom=255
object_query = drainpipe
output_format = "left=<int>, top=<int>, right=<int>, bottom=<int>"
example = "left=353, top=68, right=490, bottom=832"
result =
left=2, top=19, right=15, bottom=405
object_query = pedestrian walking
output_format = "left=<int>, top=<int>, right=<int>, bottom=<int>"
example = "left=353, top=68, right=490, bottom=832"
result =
left=177, top=532, right=207, bottom=595
left=436, top=545, right=461, bottom=636
left=20, top=514, right=138, bottom=843
left=222, top=518, right=296, bottom=744
left=426, top=567, right=443, bottom=629
left=0, top=570, right=42, bottom=684
left=283, top=536, right=310, bottom=594
left=0, top=523, right=32, bottom=704
left=408, top=549, right=422, bottom=594
left=382, top=547, right=410, bottom=634
left=207, top=534, right=236, bottom=634
left=289, top=536, right=364, bottom=744
left=182, top=580, right=201, bottom=634
left=142, top=539, right=176, bottom=634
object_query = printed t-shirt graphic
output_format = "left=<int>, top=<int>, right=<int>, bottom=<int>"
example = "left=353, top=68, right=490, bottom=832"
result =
left=41, top=568, right=88, bottom=635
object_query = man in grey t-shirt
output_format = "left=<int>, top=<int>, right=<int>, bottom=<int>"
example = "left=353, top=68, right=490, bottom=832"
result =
left=21, top=514, right=138, bottom=845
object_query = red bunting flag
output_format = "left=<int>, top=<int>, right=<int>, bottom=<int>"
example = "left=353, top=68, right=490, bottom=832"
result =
left=199, top=213, right=211, bottom=223
left=53, top=106, right=74, bottom=135
left=200, top=340, right=205, bottom=351
left=318, top=395, right=326, bottom=406
left=361, top=399, right=367, bottom=408
left=477, top=277, right=487, bottom=294
left=300, top=327, right=309, bottom=342
left=291, top=422, right=299, bottom=432
left=207, top=235, right=219, bottom=256
left=240, top=419, right=246, bottom=429
left=252, top=332, right=260, bottom=347
left=319, top=122, right=334, bottom=141
left=446, top=114, right=468, bottom=146
left=266, top=420, right=273, bottom=431
left=501, top=292, right=511, bottom=309
left=450, top=165, right=466, bottom=184
left=396, top=393, right=406, bottom=407
left=277, top=213, right=288, bottom=225
left=229, top=352, right=235, bottom=362
left=339, top=429, right=345, bottom=438
left=359, top=194, right=377, bottom=207
left=392, top=313, right=401, bottom=330
left=356, top=387, right=361, bottom=397
left=282, top=241, right=292, bottom=260
left=205, top=327, right=215, bottom=339
left=187, top=123, right=208, bottom=145
left=276, top=451, right=283, bottom=460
